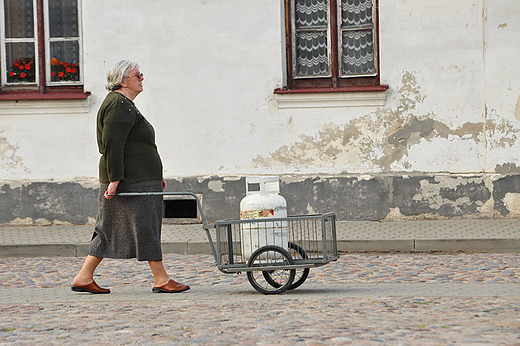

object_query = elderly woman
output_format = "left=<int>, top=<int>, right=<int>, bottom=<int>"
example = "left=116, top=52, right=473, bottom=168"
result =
left=72, top=60, right=189, bottom=294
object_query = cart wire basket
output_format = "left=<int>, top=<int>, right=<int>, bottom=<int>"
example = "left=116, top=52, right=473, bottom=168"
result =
left=118, top=192, right=339, bottom=294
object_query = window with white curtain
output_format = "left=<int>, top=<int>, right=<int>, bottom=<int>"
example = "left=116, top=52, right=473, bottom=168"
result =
left=0, top=0, right=82, bottom=89
left=283, top=0, right=380, bottom=90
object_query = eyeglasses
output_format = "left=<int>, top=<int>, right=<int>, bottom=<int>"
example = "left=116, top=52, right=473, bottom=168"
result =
left=126, top=73, right=144, bottom=80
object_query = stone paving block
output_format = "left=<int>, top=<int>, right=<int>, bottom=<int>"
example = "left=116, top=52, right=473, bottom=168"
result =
left=187, top=241, right=213, bottom=255
left=338, top=239, right=415, bottom=252
left=162, top=242, right=188, bottom=255
left=76, top=243, right=90, bottom=257
left=415, top=238, right=520, bottom=253
left=1, top=244, right=77, bottom=257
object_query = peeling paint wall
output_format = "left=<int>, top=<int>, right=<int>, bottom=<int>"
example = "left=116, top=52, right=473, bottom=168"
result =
left=0, top=131, right=30, bottom=175
left=1, top=1, right=520, bottom=224
left=0, top=181, right=98, bottom=225
left=254, top=72, right=486, bottom=173
left=1, top=174, right=520, bottom=224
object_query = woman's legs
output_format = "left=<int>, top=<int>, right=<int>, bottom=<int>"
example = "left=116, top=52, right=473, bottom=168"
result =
left=73, top=257, right=187, bottom=292
left=73, top=255, right=104, bottom=286
left=148, top=261, right=170, bottom=287
left=73, top=257, right=169, bottom=286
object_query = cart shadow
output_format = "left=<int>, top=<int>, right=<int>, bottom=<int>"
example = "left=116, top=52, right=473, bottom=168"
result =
left=286, top=286, right=352, bottom=296
left=227, top=284, right=356, bottom=297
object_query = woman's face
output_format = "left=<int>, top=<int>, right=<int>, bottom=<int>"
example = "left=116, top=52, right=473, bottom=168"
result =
left=122, top=67, right=144, bottom=95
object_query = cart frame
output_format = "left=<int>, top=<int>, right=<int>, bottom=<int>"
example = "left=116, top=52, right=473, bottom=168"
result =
left=118, top=191, right=339, bottom=294
left=213, top=214, right=338, bottom=273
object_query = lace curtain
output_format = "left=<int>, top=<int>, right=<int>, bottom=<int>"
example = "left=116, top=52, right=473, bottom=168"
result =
left=294, top=0, right=375, bottom=78
left=4, top=0, right=36, bottom=83
left=295, top=0, right=329, bottom=77
left=340, top=0, right=375, bottom=75
left=48, top=0, right=80, bottom=82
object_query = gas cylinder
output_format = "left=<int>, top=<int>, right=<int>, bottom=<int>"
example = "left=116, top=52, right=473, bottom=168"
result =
left=240, top=176, right=288, bottom=260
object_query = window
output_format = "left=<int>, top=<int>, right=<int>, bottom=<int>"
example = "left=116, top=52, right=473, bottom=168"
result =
left=0, top=0, right=87, bottom=99
left=279, top=0, right=383, bottom=91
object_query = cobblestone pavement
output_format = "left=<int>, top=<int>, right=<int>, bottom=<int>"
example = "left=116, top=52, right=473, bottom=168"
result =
left=1, top=253, right=519, bottom=345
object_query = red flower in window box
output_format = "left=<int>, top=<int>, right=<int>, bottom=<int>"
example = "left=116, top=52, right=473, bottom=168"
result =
left=50, top=57, right=79, bottom=82
left=7, top=57, right=35, bottom=83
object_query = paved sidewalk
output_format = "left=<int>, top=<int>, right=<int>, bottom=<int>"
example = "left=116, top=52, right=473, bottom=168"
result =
left=1, top=253, right=520, bottom=344
left=4, top=283, right=519, bottom=305
left=1, top=219, right=520, bottom=257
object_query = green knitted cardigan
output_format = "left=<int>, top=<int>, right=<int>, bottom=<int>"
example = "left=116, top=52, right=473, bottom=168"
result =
left=97, top=92, right=163, bottom=184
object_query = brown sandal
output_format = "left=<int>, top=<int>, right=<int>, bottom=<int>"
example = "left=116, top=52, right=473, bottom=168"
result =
left=152, top=279, right=190, bottom=293
left=71, top=281, right=111, bottom=294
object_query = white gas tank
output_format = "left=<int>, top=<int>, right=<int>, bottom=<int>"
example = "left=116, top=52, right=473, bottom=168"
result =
left=240, top=176, right=288, bottom=260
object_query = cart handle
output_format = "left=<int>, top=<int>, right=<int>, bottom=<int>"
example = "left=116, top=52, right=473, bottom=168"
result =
left=219, top=263, right=314, bottom=274
left=116, top=192, right=209, bottom=227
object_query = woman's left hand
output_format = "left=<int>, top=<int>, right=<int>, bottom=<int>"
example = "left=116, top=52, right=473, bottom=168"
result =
left=162, top=179, right=167, bottom=191
left=105, top=180, right=120, bottom=199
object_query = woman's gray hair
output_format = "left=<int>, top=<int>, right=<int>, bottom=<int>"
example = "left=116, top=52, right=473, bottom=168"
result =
left=105, top=60, right=139, bottom=91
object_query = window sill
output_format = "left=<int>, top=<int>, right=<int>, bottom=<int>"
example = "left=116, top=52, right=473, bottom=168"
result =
left=0, top=90, right=90, bottom=101
left=0, top=90, right=91, bottom=115
left=273, top=85, right=388, bottom=109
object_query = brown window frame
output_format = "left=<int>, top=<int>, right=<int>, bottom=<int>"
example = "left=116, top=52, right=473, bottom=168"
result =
left=0, top=0, right=89, bottom=101
left=276, top=0, right=386, bottom=94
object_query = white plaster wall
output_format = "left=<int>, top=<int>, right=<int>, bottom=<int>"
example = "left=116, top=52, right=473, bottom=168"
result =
left=381, top=0, right=486, bottom=126
left=483, top=0, right=520, bottom=171
left=0, top=0, right=518, bottom=181
left=83, top=0, right=285, bottom=177
left=359, top=0, right=486, bottom=173
left=0, top=103, right=95, bottom=180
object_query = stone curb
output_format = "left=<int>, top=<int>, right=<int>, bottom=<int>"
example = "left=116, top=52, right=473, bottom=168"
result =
left=2, top=219, right=520, bottom=257
left=1, top=238, right=519, bottom=258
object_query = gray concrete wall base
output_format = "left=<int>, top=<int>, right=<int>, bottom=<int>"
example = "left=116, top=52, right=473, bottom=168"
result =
left=1, top=173, right=520, bottom=225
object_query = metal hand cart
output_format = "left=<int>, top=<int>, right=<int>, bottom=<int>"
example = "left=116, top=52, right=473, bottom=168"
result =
left=118, top=192, right=339, bottom=294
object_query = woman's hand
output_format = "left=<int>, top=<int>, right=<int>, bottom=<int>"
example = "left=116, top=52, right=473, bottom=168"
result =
left=105, top=181, right=120, bottom=199
left=162, top=179, right=167, bottom=191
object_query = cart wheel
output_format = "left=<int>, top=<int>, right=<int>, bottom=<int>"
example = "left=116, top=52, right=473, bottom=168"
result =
left=246, top=245, right=295, bottom=295
left=287, top=242, right=310, bottom=290
left=263, top=242, right=310, bottom=290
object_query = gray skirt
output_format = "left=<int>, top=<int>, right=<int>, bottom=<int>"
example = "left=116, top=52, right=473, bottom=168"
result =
left=88, top=180, right=163, bottom=261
